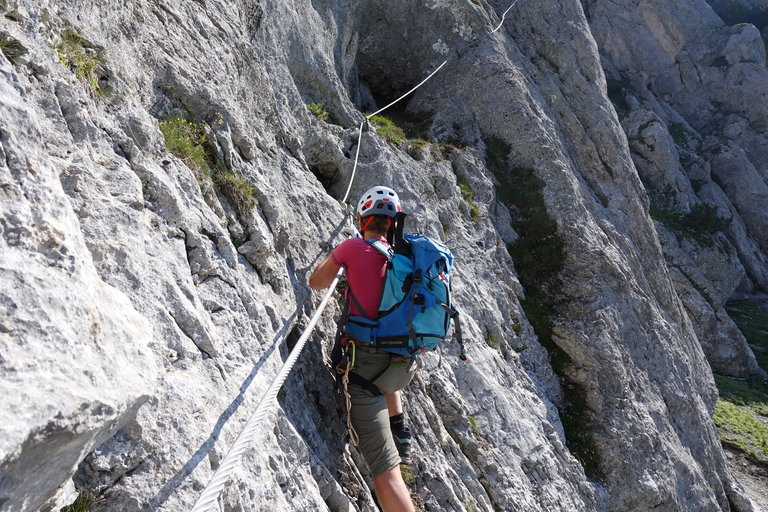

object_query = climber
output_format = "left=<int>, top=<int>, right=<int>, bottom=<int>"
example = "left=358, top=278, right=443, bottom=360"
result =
left=309, top=186, right=416, bottom=512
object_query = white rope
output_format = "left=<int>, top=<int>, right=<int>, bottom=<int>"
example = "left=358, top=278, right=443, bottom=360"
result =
left=190, top=270, right=344, bottom=512
left=341, top=0, right=518, bottom=206
left=491, top=0, right=519, bottom=34
left=341, top=119, right=367, bottom=205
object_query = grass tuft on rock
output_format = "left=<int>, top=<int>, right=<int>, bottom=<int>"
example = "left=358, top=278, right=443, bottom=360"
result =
left=63, top=491, right=96, bottom=512
left=307, top=103, right=329, bottom=121
left=159, top=117, right=209, bottom=178
left=159, top=116, right=257, bottom=217
left=212, top=165, right=257, bottom=216
left=55, top=29, right=110, bottom=97
left=468, top=415, right=481, bottom=436
left=486, top=332, right=500, bottom=349
left=458, top=181, right=481, bottom=222
left=369, top=115, right=406, bottom=144
left=0, top=37, right=26, bottom=63
left=400, top=464, right=417, bottom=486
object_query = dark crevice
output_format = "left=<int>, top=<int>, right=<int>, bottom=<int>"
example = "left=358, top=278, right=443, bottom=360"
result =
left=309, top=164, right=341, bottom=194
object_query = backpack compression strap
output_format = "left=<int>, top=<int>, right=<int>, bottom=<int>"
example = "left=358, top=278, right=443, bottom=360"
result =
left=441, top=304, right=468, bottom=361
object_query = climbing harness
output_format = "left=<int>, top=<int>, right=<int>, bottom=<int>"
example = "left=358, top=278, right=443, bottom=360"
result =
left=190, top=2, right=519, bottom=510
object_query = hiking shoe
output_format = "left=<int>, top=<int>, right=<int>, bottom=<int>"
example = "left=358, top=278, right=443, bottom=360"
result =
left=391, top=426, right=412, bottom=465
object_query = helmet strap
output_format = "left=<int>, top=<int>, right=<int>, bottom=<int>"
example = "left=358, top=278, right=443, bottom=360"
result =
left=361, top=216, right=375, bottom=233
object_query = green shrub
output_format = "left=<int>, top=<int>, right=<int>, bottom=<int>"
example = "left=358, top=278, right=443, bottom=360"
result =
left=651, top=204, right=730, bottom=247
left=55, top=29, right=109, bottom=96
left=511, top=322, right=523, bottom=334
left=711, top=56, right=729, bottom=68
left=369, top=115, right=406, bottom=144
left=307, top=103, right=329, bottom=121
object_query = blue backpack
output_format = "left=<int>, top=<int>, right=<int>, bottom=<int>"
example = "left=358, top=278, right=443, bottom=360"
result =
left=340, top=218, right=466, bottom=359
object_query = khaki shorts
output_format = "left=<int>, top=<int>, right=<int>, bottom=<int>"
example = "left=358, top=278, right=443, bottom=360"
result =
left=348, top=346, right=415, bottom=478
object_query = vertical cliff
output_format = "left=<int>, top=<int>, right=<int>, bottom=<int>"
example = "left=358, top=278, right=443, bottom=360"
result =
left=1, top=0, right=765, bottom=510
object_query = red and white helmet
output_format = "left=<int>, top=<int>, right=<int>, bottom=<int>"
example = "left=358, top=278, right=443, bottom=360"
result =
left=356, top=186, right=401, bottom=218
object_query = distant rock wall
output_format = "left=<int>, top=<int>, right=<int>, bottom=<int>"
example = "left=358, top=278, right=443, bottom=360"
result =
left=585, top=0, right=768, bottom=378
left=0, top=0, right=765, bottom=511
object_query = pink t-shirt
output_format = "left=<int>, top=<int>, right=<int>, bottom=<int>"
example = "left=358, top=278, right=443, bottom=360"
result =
left=331, top=237, right=389, bottom=319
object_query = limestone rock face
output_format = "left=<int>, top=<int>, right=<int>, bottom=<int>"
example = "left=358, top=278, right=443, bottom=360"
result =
left=0, top=0, right=765, bottom=511
left=0, top=53, right=158, bottom=511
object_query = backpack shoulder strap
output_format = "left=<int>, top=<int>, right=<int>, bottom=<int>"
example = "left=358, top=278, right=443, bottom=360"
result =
left=365, top=238, right=393, bottom=261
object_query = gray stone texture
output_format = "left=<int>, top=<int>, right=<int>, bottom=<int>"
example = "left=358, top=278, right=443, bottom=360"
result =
left=0, top=0, right=765, bottom=511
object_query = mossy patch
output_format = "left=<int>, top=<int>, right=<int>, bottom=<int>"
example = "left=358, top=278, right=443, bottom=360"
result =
left=727, top=299, right=768, bottom=371
left=651, top=204, right=730, bottom=247
left=159, top=116, right=257, bottom=217
left=488, top=141, right=599, bottom=476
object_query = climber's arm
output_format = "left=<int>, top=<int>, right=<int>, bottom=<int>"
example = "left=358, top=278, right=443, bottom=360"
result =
left=309, top=254, right=341, bottom=290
